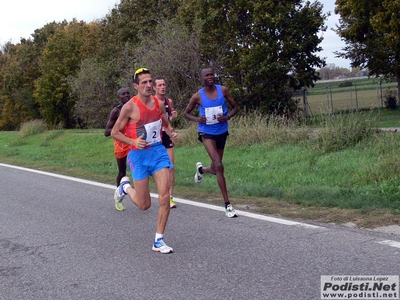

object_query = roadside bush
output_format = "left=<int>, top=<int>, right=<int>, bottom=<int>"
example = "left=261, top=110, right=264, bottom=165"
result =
left=19, top=119, right=47, bottom=138
left=338, top=81, right=353, bottom=88
left=228, top=111, right=310, bottom=147
left=179, top=111, right=379, bottom=151
left=384, top=89, right=398, bottom=109
left=178, top=110, right=312, bottom=148
left=310, top=112, right=377, bottom=153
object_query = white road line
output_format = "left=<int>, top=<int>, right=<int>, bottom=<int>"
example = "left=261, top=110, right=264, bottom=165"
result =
left=168, top=196, right=321, bottom=228
left=7, top=164, right=400, bottom=249
left=377, top=240, right=400, bottom=249
left=2, top=162, right=320, bottom=229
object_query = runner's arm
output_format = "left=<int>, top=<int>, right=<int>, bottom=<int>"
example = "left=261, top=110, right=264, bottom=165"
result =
left=104, top=108, right=119, bottom=137
left=184, top=92, right=206, bottom=123
left=160, top=100, right=178, bottom=142
left=222, top=85, right=238, bottom=120
left=168, top=98, right=178, bottom=122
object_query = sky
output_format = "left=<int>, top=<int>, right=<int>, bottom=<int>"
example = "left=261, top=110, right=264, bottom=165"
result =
left=0, top=0, right=351, bottom=69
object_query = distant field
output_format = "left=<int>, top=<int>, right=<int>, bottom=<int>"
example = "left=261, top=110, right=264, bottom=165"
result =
left=301, top=77, right=399, bottom=114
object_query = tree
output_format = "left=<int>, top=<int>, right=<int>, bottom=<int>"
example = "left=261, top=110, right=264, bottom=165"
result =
left=34, top=20, right=101, bottom=128
left=178, top=0, right=328, bottom=115
left=133, top=18, right=210, bottom=112
left=335, top=0, right=400, bottom=102
left=103, top=0, right=181, bottom=45
left=68, top=57, right=126, bottom=128
left=0, top=0, right=330, bottom=129
left=0, top=41, right=42, bottom=130
left=0, top=21, right=68, bottom=130
left=317, top=64, right=351, bottom=80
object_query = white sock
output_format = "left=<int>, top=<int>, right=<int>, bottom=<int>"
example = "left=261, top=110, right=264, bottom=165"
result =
left=155, top=233, right=163, bottom=241
left=122, top=183, right=130, bottom=194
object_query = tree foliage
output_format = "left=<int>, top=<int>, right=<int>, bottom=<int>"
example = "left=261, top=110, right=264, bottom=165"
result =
left=0, top=41, right=42, bottom=130
left=34, top=20, right=101, bottom=128
left=104, top=0, right=181, bottom=44
left=335, top=0, right=400, bottom=101
left=69, top=57, right=131, bottom=128
left=178, top=0, right=327, bottom=114
left=0, top=0, right=329, bottom=129
left=133, top=18, right=210, bottom=111
left=0, top=21, right=67, bottom=130
left=317, top=64, right=352, bottom=80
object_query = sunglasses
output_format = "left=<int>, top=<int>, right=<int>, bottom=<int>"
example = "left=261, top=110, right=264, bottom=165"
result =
left=134, top=68, right=149, bottom=81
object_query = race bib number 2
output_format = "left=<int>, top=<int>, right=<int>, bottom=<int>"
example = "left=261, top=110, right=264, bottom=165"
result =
left=143, top=119, right=162, bottom=145
left=205, top=106, right=223, bottom=125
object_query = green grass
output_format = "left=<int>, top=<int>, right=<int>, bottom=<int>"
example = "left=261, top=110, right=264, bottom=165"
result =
left=376, top=109, right=400, bottom=127
left=0, top=129, right=119, bottom=182
left=312, top=77, right=395, bottom=93
left=1, top=111, right=400, bottom=227
left=305, top=77, right=399, bottom=114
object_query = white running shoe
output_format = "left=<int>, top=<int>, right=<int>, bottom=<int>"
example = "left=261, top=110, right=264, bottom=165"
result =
left=152, top=238, right=173, bottom=254
left=194, top=162, right=203, bottom=184
left=113, top=176, right=130, bottom=211
left=225, top=204, right=238, bottom=218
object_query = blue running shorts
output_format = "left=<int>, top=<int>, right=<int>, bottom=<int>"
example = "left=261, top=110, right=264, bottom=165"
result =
left=127, top=142, right=173, bottom=181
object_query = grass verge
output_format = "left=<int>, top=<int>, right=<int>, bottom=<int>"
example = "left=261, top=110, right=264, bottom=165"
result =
left=1, top=111, right=399, bottom=229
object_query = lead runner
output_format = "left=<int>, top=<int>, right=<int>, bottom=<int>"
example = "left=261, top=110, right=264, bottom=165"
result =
left=111, top=68, right=178, bottom=254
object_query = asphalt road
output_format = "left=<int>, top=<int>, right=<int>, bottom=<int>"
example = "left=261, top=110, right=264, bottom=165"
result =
left=1, top=163, right=399, bottom=300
